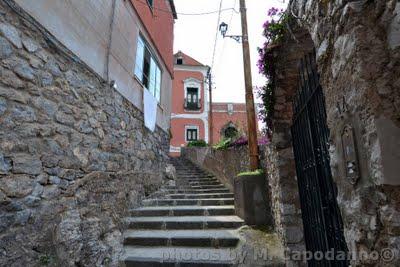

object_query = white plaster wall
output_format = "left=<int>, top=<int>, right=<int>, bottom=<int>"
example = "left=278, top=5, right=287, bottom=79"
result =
left=15, top=0, right=172, bottom=131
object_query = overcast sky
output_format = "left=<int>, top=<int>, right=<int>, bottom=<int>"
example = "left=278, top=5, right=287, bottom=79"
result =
left=173, top=0, right=287, bottom=103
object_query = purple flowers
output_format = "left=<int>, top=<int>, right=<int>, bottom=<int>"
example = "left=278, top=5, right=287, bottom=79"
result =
left=267, top=7, right=279, bottom=16
left=263, top=20, right=270, bottom=29
left=258, top=135, right=270, bottom=145
left=231, top=136, right=248, bottom=147
left=229, top=135, right=270, bottom=148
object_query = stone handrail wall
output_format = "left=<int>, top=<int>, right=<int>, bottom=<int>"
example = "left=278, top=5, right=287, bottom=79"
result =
left=181, top=146, right=253, bottom=192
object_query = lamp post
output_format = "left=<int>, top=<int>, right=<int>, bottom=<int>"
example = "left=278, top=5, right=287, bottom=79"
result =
left=219, top=0, right=259, bottom=170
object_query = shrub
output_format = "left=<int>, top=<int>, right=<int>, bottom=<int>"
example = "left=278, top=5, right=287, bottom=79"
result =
left=187, top=140, right=207, bottom=147
left=212, top=138, right=232, bottom=150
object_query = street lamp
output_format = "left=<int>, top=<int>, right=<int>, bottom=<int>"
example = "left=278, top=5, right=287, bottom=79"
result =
left=219, top=1, right=259, bottom=171
left=219, top=22, right=228, bottom=36
left=219, top=22, right=242, bottom=43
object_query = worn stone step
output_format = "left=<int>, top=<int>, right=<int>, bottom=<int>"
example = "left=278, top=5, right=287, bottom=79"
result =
left=142, top=198, right=234, bottom=207
left=167, top=193, right=234, bottom=200
left=131, top=205, right=235, bottom=217
left=123, top=229, right=240, bottom=247
left=125, top=215, right=244, bottom=230
left=189, top=181, right=222, bottom=186
left=165, top=184, right=226, bottom=190
left=176, top=171, right=205, bottom=174
left=186, top=178, right=218, bottom=183
left=122, top=246, right=235, bottom=266
left=177, top=175, right=214, bottom=179
left=153, top=189, right=231, bottom=197
left=189, top=185, right=227, bottom=189
left=162, top=188, right=230, bottom=194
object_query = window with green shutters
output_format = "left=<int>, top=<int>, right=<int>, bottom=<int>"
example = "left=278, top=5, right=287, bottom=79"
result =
left=134, top=35, right=161, bottom=102
left=186, top=128, right=198, bottom=141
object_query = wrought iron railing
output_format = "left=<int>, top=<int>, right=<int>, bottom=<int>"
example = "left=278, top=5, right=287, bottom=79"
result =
left=184, top=99, right=201, bottom=110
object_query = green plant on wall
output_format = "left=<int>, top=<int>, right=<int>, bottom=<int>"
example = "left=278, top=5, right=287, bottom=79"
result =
left=212, top=138, right=232, bottom=150
left=187, top=140, right=207, bottom=147
left=237, top=169, right=264, bottom=176
left=256, top=7, right=292, bottom=136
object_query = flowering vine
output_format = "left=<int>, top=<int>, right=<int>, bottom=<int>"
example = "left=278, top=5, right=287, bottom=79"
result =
left=256, top=7, right=291, bottom=136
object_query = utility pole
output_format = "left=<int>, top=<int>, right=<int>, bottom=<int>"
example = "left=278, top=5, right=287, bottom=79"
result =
left=207, top=69, right=214, bottom=145
left=239, top=0, right=259, bottom=170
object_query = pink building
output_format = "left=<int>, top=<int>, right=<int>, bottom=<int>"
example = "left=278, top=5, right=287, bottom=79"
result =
left=170, top=52, right=256, bottom=156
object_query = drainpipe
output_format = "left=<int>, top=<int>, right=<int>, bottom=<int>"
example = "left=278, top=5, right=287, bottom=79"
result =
left=207, top=67, right=213, bottom=145
left=105, top=0, right=117, bottom=83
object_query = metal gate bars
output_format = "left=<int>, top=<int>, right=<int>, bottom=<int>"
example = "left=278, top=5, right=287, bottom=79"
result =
left=291, top=53, right=349, bottom=266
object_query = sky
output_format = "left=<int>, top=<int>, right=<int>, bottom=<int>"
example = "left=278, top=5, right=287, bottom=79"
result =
left=173, top=0, right=287, bottom=103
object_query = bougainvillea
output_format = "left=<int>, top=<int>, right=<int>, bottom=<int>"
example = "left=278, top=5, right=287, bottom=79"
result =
left=229, top=135, right=270, bottom=148
left=256, top=7, right=291, bottom=136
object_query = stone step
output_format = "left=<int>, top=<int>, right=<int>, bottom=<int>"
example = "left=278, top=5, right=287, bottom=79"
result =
left=165, top=185, right=226, bottom=190
left=189, top=181, right=222, bottom=186
left=189, top=185, right=226, bottom=189
left=177, top=175, right=214, bottom=179
left=142, top=198, right=234, bottom=207
left=175, top=171, right=205, bottom=174
left=186, top=178, right=218, bottom=183
left=174, top=169, right=203, bottom=173
left=161, top=188, right=230, bottom=194
left=167, top=193, right=234, bottom=200
left=131, top=205, right=235, bottom=217
left=122, top=246, right=235, bottom=266
left=123, top=229, right=240, bottom=247
left=125, top=215, right=244, bottom=230
left=153, top=189, right=231, bottom=198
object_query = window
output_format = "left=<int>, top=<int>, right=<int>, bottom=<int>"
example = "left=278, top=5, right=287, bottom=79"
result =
left=177, top=58, right=183, bottom=65
left=147, top=0, right=153, bottom=8
left=184, top=87, right=200, bottom=110
left=224, top=126, right=238, bottom=138
left=227, top=103, right=234, bottom=115
left=187, top=88, right=198, bottom=103
left=134, top=35, right=161, bottom=102
left=186, top=127, right=198, bottom=141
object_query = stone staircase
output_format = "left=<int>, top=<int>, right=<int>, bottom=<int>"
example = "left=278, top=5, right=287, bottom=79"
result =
left=121, top=158, right=245, bottom=266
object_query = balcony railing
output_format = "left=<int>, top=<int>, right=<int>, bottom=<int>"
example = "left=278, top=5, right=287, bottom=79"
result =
left=184, top=99, right=201, bottom=110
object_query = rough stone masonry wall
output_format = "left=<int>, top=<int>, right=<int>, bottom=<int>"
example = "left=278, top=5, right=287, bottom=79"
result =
left=263, top=27, right=315, bottom=264
left=267, top=0, right=400, bottom=266
left=182, top=146, right=274, bottom=225
left=0, top=1, right=169, bottom=266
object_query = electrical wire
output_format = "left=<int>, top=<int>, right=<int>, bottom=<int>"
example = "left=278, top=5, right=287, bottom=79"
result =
left=210, top=0, right=223, bottom=70
left=214, top=0, right=237, bottom=75
left=135, top=0, right=238, bottom=16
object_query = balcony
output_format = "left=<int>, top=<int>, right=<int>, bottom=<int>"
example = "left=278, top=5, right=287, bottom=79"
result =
left=184, top=99, right=201, bottom=111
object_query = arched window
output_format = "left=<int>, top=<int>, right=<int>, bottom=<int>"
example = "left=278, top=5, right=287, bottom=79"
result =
left=224, top=126, right=238, bottom=138
left=221, top=122, right=238, bottom=139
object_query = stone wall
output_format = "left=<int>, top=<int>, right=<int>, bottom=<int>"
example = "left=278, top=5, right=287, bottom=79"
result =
left=265, top=0, right=400, bottom=266
left=0, top=2, right=169, bottom=266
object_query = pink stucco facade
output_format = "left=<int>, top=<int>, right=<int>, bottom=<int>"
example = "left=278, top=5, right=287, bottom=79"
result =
left=170, top=52, right=257, bottom=157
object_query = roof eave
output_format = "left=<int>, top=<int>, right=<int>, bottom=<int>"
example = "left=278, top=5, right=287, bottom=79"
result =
left=168, top=0, right=177, bottom=19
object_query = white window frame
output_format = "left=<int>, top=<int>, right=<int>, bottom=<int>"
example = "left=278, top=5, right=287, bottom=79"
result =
left=185, top=125, right=199, bottom=142
left=183, top=78, right=201, bottom=103
left=134, top=34, right=162, bottom=102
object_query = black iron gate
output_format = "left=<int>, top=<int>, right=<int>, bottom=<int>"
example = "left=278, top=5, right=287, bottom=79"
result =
left=291, top=53, right=349, bottom=266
